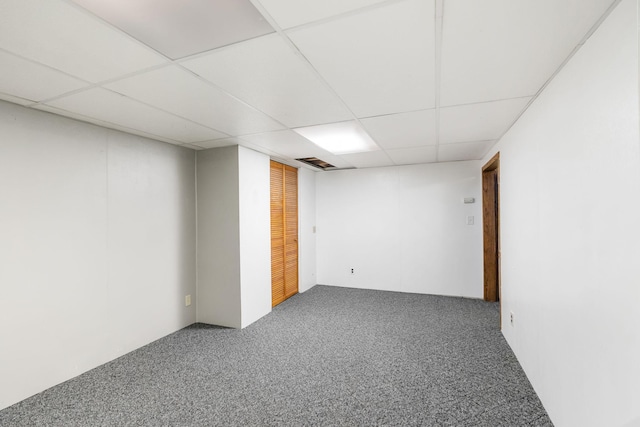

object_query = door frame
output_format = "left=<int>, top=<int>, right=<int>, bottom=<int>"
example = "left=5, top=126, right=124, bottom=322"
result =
left=482, top=152, right=501, bottom=309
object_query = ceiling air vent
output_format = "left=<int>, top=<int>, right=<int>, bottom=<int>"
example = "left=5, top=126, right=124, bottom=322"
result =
left=295, top=157, right=335, bottom=170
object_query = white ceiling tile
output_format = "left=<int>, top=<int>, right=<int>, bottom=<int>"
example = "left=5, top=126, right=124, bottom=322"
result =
left=241, top=130, right=334, bottom=159
left=439, top=97, right=531, bottom=144
left=361, top=109, right=437, bottom=150
left=0, top=93, right=34, bottom=107
left=292, top=163, right=321, bottom=173
left=42, top=88, right=224, bottom=143
left=236, top=140, right=281, bottom=158
left=223, top=132, right=355, bottom=169
left=0, top=0, right=166, bottom=83
left=72, top=0, right=273, bottom=59
left=181, top=34, right=353, bottom=128
left=193, top=138, right=244, bottom=149
left=288, top=0, right=436, bottom=118
left=256, top=0, right=388, bottom=29
left=386, top=146, right=437, bottom=166
left=438, top=140, right=495, bottom=162
left=339, top=150, right=394, bottom=169
left=179, top=144, right=205, bottom=150
left=34, top=104, right=179, bottom=145
left=440, top=0, right=614, bottom=105
left=0, top=50, right=88, bottom=103
left=309, top=153, right=356, bottom=170
left=106, top=65, right=283, bottom=136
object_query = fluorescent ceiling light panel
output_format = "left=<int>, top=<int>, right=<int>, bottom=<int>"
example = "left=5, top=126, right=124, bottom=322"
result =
left=71, top=0, right=274, bottom=59
left=294, top=121, right=379, bottom=155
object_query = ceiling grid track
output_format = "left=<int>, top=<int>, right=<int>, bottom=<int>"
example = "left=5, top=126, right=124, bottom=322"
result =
left=56, top=0, right=293, bottom=142
left=249, top=0, right=403, bottom=166
left=479, top=0, right=624, bottom=159
left=0, top=0, right=624, bottom=166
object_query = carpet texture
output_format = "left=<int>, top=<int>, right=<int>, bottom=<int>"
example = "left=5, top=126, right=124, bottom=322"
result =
left=0, top=285, right=553, bottom=426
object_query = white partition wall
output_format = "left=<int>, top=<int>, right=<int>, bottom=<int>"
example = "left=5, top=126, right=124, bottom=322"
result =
left=316, top=161, right=483, bottom=298
left=107, top=132, right=197, bottom=357
left=196, top=146, right=242, bottom=328
left=481, top=0, right=640, bottom=425
left=238, top=147, right=271, bottom=328
left=0, top=101, right=197, bottom=411
left=298, top=167, right=317, bottom=293
left=196, top=145, right=271, bottom=329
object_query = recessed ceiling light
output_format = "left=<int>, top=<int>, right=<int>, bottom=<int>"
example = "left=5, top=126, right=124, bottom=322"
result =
left=72, top=0, right=274, bottom=59
left=293, top=121, right=379, bottom=155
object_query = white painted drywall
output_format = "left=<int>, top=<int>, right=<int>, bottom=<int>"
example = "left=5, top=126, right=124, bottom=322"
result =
left=238, top=146, right=271, bottom=328
left=107, top=131, right=196, bottom=358
left=481, top=0, right=640, bottom=425
left=298, top=167, right=317, bottom=293
left=316, top=162, right=482, bottom=298
left=196, top=145, right=273, bottom=329
left=196, top=146, right=242, bottom=328
left=0, top=101, right=196, bottom=411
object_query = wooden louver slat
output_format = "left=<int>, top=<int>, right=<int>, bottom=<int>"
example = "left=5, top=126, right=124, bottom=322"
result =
left=270, top=161, right=298, bottom=307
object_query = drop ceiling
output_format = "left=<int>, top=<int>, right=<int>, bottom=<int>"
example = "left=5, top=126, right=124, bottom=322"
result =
left=0, top=0, right=619, bottom=170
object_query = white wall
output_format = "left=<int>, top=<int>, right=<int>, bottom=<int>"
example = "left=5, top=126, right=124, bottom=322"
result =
left=107, top=132, right=196, bottom=356
left=196, top=145, right=272, bottom=329
left=481, top=1, right=640, bottom=425
left=298, top=167, right=317, bottom=293
left=0, top=101, right=196, bottom=411
left=238, top=146, right=271, bottom=328
left=316, top=161, right=482, bottom=298
left=196, top=146, right=241, bottom=328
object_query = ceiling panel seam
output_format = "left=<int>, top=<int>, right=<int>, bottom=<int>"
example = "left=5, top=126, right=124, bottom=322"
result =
left=57, top=0, right=173, bottom=61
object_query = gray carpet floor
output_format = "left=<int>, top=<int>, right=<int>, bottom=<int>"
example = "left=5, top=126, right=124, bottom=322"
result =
left=0, top=285, right=553, bottom=426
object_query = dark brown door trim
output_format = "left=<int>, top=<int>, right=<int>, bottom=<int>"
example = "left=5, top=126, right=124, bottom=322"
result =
left=482, top=152, right=500, bottom=307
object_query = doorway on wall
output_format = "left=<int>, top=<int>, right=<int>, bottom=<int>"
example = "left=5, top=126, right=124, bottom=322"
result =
left=482, top=153, right=500, bottom=307
left=270, top=161, right=299, bottom=307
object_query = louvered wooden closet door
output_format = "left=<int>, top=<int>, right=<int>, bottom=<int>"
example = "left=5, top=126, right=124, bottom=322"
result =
left=283, top=166, right=298, bottom=299
left=270, top=161, right=298, bottom=307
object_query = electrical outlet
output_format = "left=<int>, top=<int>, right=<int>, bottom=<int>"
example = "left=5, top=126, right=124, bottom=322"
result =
left=350, top=268, right=355, bottom=275
left=510, top=311, right=514, bottom=326
left=185, top=295, right=191, bottom=307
